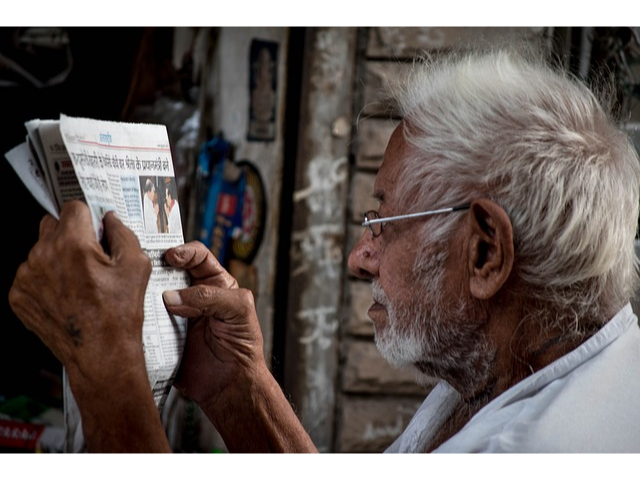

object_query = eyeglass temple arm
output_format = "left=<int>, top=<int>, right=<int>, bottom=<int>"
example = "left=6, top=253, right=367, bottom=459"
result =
left=362, top=204, right=471, bottom=226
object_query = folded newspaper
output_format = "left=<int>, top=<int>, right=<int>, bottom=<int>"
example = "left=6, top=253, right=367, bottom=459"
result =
left=4, top=114, right=190, bottom=452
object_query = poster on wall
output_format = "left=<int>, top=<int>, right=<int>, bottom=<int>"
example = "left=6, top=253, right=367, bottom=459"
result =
left=247, top=39, right=278, bottom=142
left=197, top=136, right=266, bottom=270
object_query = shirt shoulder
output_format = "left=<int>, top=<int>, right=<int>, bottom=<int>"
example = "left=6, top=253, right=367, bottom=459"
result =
left=437, top=305, right=640, bottom=453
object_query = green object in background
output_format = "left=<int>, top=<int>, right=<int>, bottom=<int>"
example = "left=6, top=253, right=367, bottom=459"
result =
left=0, top=395, right=49, bottom=422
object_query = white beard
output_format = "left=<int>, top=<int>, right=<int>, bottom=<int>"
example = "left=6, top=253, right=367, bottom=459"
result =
left=371, top=254, right=494, bottom=391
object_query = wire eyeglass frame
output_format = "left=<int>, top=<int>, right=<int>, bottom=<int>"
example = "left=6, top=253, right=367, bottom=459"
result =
left=362, top=204, right=471, bottom=237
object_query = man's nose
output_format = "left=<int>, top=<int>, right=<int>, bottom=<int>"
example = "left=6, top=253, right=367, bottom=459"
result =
left=347, top=230, right=378, bottom=280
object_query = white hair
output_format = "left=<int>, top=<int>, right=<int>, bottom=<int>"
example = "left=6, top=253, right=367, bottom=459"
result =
left=388, top=44, right=640, bottom=333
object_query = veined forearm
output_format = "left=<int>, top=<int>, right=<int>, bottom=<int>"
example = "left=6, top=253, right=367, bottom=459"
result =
left=200, top=366, right=317, bottom=453
left=68, top=360, right=171, bottom=453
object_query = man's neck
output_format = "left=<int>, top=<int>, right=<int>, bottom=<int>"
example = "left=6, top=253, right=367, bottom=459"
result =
left=424, top=302, right=602, bottom=451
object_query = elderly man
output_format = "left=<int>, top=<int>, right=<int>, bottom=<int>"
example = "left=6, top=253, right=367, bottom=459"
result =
left=348, top=46, right=640, bottom=452
left=9, top=45, right=640, bottom=453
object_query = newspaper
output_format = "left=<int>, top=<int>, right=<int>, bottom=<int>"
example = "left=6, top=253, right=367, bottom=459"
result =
left=5, top=114, right=190, bottom=452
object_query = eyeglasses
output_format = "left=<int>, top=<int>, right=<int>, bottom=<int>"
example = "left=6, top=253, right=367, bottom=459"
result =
left=362, top=204, right=471, bottom=237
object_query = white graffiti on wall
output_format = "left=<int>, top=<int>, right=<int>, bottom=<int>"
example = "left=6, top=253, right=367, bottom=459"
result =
left=291, top=154, right=348, bottom=281
left=362, top=415, right=405, bottom=441
left=311, top=29, right=348, bottom=91
left=302, top=367, right=334, bottom=439
left=297, top=306, right=339, bottom=434
left=291, top=151, right=348, bottom=440
left=293, top=155, right=347, bottom=218
left=291, top=223, right=343, bottom=280
left=297, top=306, right=339, bottom=350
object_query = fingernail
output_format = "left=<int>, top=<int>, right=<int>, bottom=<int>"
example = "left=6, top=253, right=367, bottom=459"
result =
left=162, top=290, right=182, bottom=306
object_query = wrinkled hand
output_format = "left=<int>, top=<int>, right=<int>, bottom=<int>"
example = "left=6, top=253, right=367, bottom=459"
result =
left=8, top=200, right=151, bottom=384
left=162, top=241, right=265, bottom=408
left=163, top=242, right=317, bottom=453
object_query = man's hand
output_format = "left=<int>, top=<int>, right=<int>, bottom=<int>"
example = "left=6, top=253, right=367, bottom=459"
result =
left=163, top=242, right=317, bottom=452
left=9, top=200, right=150, bottom=382
left=8, top=200, right=170, bottom=452
left=162, top=241, right=264, bottom=406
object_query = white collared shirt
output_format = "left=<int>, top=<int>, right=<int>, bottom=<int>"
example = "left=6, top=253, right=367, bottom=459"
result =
left=385, top=303, right=640, bottom=453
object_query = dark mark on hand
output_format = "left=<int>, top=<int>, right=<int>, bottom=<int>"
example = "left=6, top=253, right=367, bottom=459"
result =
left=65, top=316, right=83, bottom=347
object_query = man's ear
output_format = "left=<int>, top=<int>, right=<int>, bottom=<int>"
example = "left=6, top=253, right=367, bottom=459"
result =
left=467, top=198, right=514, bottom=300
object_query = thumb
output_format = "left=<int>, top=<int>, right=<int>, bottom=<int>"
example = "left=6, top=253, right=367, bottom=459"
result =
left=102, top=210, right=145, bottom=263
left=57, top=200, right=99, bottom=242
left=164, top=241, right=238, bottom=289
left=163, top=285, right=255, bottom=322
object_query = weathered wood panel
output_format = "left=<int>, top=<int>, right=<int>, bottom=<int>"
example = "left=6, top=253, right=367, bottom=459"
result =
left=367, top=27, right=547, bottom=58
left=354, top=117, right=397, bottom=170
left=350, top=170, right=377, bottom=223
left=361, top=61, right=412, bottom=117
left=335, top=396, right=425, bottom=452
left=346, top=280, right=375, bottom=337
left=342, top=339, right=434, bottom=395
left=283, top=27, right=359, bottom=452
left=345, top=224, right=364, bottom=274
